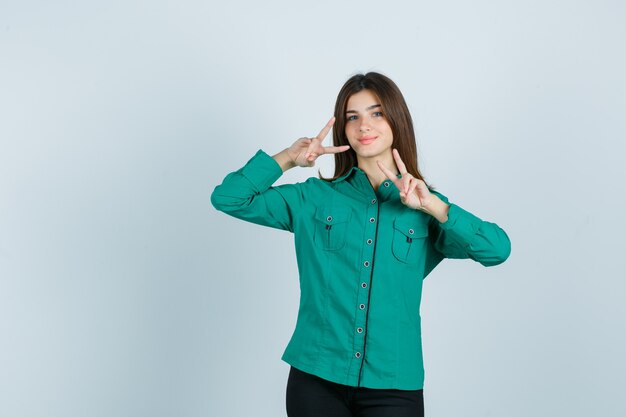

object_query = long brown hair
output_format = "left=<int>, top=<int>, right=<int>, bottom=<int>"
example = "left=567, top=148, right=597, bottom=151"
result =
left=322, top=72, right=428, bottom=186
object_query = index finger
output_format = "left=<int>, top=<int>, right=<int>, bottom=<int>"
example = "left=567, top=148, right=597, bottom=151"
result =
left=376, top=160, right=401, bottom=187
left=315, top=117, right=336, bottom=141
left=392, top=149, right=408, bottom=175
left=322, top=144, right=350, bottom=154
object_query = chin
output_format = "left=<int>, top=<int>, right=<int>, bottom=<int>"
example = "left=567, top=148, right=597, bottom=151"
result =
left=356, top=145, right=391, bottom=159
left=356, top=151, right=384, bottom=160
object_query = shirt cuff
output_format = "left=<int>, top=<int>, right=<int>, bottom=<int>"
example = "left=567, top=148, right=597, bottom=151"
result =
left=241, top=149, right=284, bottom=191
left=438, top=203, right=483, bottom=243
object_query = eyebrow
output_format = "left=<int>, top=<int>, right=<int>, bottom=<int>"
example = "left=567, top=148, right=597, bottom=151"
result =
left=346, top=104, right=382, bottom=114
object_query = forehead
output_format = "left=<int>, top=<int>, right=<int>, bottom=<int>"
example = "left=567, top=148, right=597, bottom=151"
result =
left=346, top=89, right=381, bottom=111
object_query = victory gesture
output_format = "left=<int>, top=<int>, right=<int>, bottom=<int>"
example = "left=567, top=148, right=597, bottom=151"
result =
left=285, top=117, right=350, bottom=168
left=377, top=149, right=434, bottom=211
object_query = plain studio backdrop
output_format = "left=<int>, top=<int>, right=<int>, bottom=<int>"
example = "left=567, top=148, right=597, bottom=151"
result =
left=1, top=1, right=625, bottom=416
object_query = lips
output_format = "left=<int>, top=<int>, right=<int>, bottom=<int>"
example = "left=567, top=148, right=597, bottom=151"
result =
left=358, top=136, right=377, bottom=145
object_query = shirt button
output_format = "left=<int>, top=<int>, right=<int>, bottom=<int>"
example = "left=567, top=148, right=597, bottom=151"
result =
left=366, top=239, right=373, bottom=245
left=359, top=304, right=365, bottom=310
left=357, top=327, right=363, bottom=333
left=326, top=216, right=333, bottom=222
left=355, top=352, right=362, bottom=358
left=371, top=199, right=377, bottom=204
left=408, top=228, right=414, bottom=235
left=363, top=261, right=370, bottom=267
left=383, top=182, right=390, bottom=187
left=361, top=282, right=367, bottom=288
left=369, top=217, right=375, bottom=223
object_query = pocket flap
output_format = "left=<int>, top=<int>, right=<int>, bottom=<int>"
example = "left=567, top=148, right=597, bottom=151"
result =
left=393, top=217, right=429, bottom=238
left=314, top=206, right=352, bottom=226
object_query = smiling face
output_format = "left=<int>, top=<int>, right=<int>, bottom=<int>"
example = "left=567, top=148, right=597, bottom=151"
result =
left=344, top=89, right=394, bottom=162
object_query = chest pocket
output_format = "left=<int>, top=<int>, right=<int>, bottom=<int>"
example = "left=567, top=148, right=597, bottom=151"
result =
left=392, top=216, right=429, bottom=264
left=312, top=206, right=352, bottom=251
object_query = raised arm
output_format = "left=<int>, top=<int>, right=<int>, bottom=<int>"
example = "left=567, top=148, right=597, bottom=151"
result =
left=210, top=117, right=349, bottom=232
left=427, top=192, right=511, bottom=266
left=377, top=148, right=511, bottom=267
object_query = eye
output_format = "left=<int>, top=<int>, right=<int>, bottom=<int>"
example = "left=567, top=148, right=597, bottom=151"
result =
left=346, top=115, right=358, bottom=121
left=373, top=111, right=384, bottom=118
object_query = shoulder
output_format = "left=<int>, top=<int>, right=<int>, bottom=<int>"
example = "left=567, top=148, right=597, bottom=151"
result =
left=301, top=176, right=338, bottom=190
left=272, top=176, right=332, bottom=198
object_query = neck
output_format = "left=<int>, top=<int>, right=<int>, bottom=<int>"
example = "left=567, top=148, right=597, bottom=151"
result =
left=357, top=151, right=397, bottom=190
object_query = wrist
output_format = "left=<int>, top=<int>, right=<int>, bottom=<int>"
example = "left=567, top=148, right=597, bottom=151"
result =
left=421, top=195, right=449, bottom=223
left=273, top=148, right=297, bottom=172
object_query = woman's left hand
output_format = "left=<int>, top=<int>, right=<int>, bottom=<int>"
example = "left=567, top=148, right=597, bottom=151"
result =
left=377, top=149, right=435, bottom=211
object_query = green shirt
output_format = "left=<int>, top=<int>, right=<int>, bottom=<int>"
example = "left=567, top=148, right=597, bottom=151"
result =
left=211, top=150, right=511, bottom=390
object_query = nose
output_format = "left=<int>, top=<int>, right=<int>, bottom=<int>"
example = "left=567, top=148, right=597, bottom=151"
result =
left=359, top=117, right=371, bottom=132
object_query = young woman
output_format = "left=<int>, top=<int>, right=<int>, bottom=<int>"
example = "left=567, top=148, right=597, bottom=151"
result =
left=211, top=72, right=511, bottom=417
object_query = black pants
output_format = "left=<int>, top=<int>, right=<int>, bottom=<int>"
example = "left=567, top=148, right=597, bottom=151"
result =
left=286, top=366, right=424, bottom=417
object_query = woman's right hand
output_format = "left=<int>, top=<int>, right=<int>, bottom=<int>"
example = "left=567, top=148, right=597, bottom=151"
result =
left=286, top=117, right=350, bottom=168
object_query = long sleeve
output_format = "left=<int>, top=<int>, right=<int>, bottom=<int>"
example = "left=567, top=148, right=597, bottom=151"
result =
left=428, top=191, right=511, bottom=266
left=210, top=150, right=305, bottom=232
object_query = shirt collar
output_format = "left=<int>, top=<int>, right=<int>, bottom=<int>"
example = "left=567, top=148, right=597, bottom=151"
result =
left=332, top=166, right=402, bottom=184
left=331, top=166, right=361, bottom=183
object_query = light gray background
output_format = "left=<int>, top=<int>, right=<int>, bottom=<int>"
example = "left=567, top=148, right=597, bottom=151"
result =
left=1, top=1, right=625, bottom=416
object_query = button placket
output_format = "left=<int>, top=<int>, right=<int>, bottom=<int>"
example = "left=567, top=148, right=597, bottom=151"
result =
left=361, top=199, right=377, bottom=274
left=354, top=196, right=378, bottom=365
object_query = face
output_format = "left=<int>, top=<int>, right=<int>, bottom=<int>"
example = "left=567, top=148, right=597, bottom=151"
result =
left=344, top=89, right=394, bottom=161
